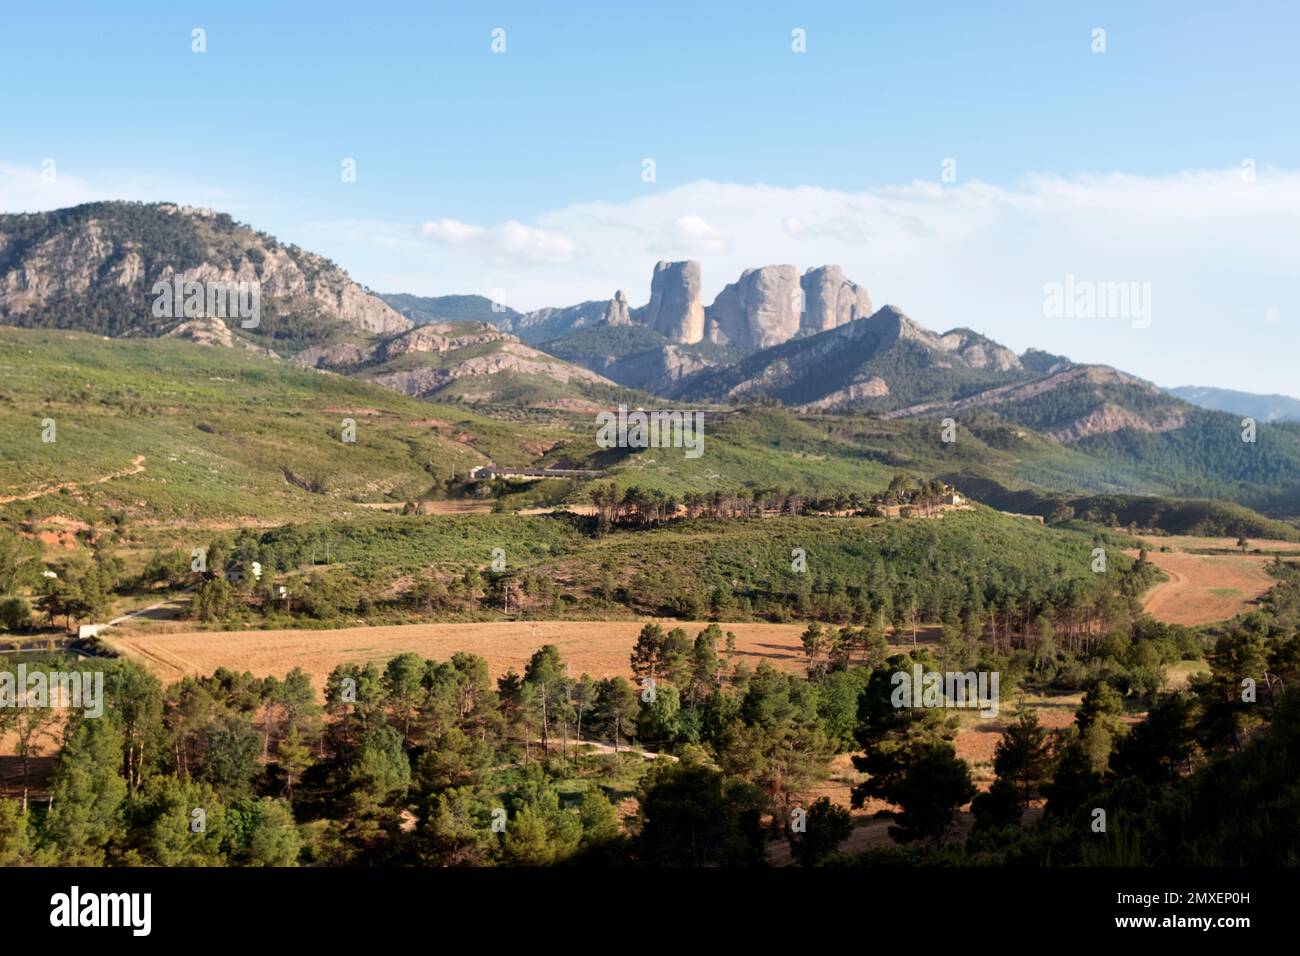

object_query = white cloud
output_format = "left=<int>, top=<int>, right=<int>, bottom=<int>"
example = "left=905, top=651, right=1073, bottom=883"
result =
left=419, top=217, right=575, bottom=264
left=658, top=215, right=729, bottom=255
left=421, top=218, right=483, bottom=242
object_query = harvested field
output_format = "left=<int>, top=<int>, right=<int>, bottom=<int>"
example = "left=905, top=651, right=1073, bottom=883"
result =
left=1133, top=547, right=1278, bottom=626
left=107, top=619, right=816, bottom=692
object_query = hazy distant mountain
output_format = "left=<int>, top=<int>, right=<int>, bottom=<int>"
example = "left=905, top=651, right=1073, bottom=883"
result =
left=1168, top=385, right=1300, bottom=423
left=382, top=292, right=628, bottom=346
left=383, top=292, right=520, bottom=328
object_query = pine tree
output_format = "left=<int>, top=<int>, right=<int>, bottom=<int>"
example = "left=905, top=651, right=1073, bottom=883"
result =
left=277, top=726, right=313, bottom=801
left=993, top=710, right=1052, bottom=805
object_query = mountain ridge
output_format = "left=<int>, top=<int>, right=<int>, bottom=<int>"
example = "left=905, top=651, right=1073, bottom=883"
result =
left=0, top=201, right=410, bottom=347
left=1169, top=385, right=1300, bottom=423
left=6, top=201, right=1300, bottom=515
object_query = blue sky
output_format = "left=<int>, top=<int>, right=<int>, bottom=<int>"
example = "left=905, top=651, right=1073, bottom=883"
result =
left=2, top=1, right=1297, bottom=394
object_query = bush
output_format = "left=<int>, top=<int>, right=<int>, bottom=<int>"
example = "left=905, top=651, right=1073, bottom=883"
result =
left=0, top=595, right=31, bottom=631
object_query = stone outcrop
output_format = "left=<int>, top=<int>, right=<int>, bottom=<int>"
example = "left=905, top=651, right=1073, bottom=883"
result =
left=642, top=260, right=705, bottom=343
left=604, top=290, right=632, bottom=326
left=934, top=330, right=1022, bottom=372
left=163, top=315, right=278, bottom=355
left=612, top=261, right=876, bottom=350
left=796, top=377, right=890, bottom=411
left=704, top=265, right=802, bottom=351
left=286, top=318, right=617, bottom=404
left=294, top=341, right=375, bottom=369
left=517, top=262, right=872, bottom=352
left=799, top=265, right=873, bottom=334
left=376, top=323, right=509, bottom=362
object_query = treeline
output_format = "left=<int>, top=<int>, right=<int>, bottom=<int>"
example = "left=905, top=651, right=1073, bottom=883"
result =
left=585, top=474, right=958, bottom=528
left=0, top=528, right=126, bottom=632
left=1078, top=409, right=1300, bottom=514
left=620, top=527, right=1162, bottom=662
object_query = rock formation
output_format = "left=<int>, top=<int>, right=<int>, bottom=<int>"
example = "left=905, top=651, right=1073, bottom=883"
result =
left=604, top=290, right=632, bottom=326
left=704, top=265, right=802, bottom=351
left=799, top=265, right=873, bottom=334
left=642, top=260, right=705, bottom=343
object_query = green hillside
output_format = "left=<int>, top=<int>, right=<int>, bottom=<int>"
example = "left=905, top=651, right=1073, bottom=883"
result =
left=154, top=505, right=1145, bottom=628
left=2, top=330, right=1294, bottom=538
left=1071, top=410, right=1300, bottom=513
left=0, top=329, right=569, bottom=521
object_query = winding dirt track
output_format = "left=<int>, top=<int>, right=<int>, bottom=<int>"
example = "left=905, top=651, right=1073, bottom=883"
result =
left=0, top=455, right=145, bottom=504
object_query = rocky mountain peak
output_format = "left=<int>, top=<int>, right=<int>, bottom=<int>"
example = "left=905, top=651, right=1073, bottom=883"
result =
left=935, top=328, right=1023, bottom=372
left=642, top=260, right=705, bottom=343
left=528, top=261, right=875, bottom=352
left=800, top=265, right=873, bottom=334
left=705, top=264, right=802, bottom=351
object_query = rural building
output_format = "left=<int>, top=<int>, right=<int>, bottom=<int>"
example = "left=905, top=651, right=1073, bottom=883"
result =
left=225, top=561, right=263, bottom=584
